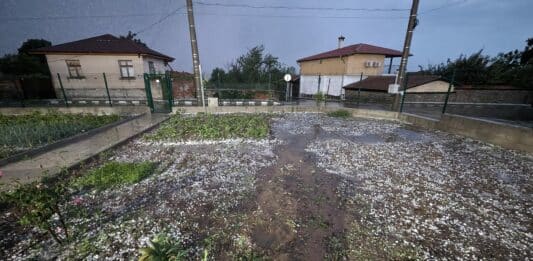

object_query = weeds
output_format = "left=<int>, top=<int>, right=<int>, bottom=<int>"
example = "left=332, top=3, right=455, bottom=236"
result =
left=139, top=234, right=189, bottom=261
left=0, top=182, right=69, bottom=244
left=72, top=161, right=156, bottom=190
left=145, top=113, right=270, bottom=141
left=327, top=109, right=351, bottom=118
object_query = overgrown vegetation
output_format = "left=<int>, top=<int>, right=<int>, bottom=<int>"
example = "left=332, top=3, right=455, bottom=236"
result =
left=417, top=37, right=533, bottom=88
left=145, top=113, right=270, bottom=141
left=72, top=161, right=156, bottom=190
left=0, top=112, right=120, bottom=159
left=327, top=109, right=351, bottom=118
left=0, top=181, right=69, bottom=244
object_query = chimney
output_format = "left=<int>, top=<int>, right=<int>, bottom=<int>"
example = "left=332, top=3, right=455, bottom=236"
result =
left=338, top=35, right=345, bottom=49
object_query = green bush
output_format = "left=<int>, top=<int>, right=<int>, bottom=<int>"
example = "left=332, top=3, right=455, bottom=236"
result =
left=145, top=114, right=270, bottom=141
left=72, top=161, right=156, bottom=190
left=327, top=109, right=351, bottom=118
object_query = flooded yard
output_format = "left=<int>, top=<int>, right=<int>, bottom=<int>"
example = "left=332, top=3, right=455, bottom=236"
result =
left=1, top=112, right=532, bottom=260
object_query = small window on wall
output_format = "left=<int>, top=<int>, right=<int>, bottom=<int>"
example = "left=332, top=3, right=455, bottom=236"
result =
left=119, top=60, right=135, bottom=79
left=66, top=60, right=83, bottom=78
left=148, top=61, right=156, bottom=74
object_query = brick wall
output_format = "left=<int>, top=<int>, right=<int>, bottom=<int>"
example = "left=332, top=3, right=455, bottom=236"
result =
left=170, top=71, right=195, bottom=99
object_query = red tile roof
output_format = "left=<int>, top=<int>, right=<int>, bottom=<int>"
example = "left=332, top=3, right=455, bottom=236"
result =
left=30, top=34, right=174, bottom=62
left=297, top=43, right=403, bottom=63
left=343, top=75, right=444, bottom=91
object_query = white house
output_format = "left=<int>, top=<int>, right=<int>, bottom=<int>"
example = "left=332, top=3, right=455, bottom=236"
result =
left=30, top=34, right=174, bottom=101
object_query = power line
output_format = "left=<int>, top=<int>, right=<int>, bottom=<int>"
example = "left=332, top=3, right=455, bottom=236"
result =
left=0, top=13, right=168, bottom=21
left=194, top=1, right=410, bottom=12
left=133, top=5, right=185, bottom=36
left=419, top=0, right=468, bottom=14
left=189, top=12, right=408, bottom=20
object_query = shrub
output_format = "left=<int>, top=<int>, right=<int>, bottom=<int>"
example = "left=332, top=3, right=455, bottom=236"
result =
left=72, top=161, right=156, bottom=190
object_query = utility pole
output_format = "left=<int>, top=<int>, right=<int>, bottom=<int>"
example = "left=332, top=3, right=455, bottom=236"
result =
left=186, top=0, right=202, bottom=105
left=393, top=0, right=419, bottom=111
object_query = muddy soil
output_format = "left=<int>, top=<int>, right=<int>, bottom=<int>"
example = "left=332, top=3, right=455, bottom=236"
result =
left=247, top=121, right=347, bottom=260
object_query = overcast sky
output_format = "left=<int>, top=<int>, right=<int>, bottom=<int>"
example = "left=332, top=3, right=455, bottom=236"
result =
left=1, top=0, right=532, bottom=74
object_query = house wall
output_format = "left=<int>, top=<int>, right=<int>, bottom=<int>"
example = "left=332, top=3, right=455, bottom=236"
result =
left=142, top=57, right=166, bottom=74
left=298, top=53, right=386, bottom=97
left=299, top=75, right=366, bottom=97
left=45, top=54, right=167, bottom=100
left=299, top=57, right=346, bottom=75
left=299, top=54, right=386, bottom=76
left=345, top=54, right=386, bottom=75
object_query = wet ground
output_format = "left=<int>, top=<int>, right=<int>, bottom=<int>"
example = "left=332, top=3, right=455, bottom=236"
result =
left=1, top=113, right=532, bottom=260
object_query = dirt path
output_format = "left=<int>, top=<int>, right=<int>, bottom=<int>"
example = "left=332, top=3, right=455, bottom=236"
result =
left=248, top=121, right=348, bottom=260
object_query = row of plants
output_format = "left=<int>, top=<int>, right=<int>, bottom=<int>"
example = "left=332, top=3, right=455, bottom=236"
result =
left=145, top=113, right=270, bottom=141
left=0, top=111, right=120, bottom=159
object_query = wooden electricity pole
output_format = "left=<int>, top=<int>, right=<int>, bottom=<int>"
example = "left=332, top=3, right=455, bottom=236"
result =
left=186, top=0, right=202, bottom=104
left=393, top=0, right=419, bottom=111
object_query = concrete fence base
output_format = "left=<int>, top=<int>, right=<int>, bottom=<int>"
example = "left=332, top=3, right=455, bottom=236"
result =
left=400, top=113, right=533, bottom=153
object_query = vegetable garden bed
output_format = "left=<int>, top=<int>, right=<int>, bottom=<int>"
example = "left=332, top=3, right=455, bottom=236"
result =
left=0, top=112, right=531, bottom=260
left=0, top=112, right=120, bottom=160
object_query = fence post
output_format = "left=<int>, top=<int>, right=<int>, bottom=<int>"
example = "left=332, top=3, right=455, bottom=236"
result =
left=102, top=73, right=112, bottom=107
left=400, top=73, right=409, bottom=113
left=442, top=69, right=456, bottom=114
left=166, top=72, right=173, bottom=110
left=357, top=72, right=363, bottom=107
left=57, top=73, right=68, bottom=107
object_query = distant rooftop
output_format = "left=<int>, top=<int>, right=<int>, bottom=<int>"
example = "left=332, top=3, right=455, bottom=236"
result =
left=30, top=34, right=174, bottom=62
left=343, top=74, right=444, bottom=92
left=297, top=43, right=403, bottom=63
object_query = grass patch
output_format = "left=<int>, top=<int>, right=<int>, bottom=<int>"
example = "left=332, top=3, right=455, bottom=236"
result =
left=0, top=111, right=120, bottom=159
left=327, top=109, right=351, bottom=118
left=145, top=113, right=270, bottom=141
left=72, top=161, right=156, bottom=190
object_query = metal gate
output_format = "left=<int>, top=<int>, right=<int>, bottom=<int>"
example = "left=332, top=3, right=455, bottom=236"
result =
left=144, top=73, right=173, bottom=113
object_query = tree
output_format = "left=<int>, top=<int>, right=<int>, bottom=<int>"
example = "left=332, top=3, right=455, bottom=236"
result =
left=209, top=45, right=295, bottom=84
left=207, top=45, right=295, bottom=99
left=119, top=31, right=147, bottom=47
left=17, top=39, right=52, bottom=55
left=0, top=39, right=52, bottom=76
left=418, top=38, right=533, bottom=89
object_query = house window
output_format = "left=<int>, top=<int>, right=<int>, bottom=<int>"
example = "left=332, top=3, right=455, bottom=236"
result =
left=148, top=61, right=156, bottom=74
left=66, top=60, right=83, bottom=78
left=119, top=60, right=135, bottom=78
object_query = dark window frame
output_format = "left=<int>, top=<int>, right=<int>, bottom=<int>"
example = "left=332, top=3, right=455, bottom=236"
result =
left=66, top=59, right=84, bottom=79
left=148, top=61, right=156, bottom=74
left=118, top=60, right=135, bottom=79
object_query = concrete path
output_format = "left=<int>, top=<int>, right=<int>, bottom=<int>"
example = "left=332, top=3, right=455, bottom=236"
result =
left=0, top=113, right=168, bottom=190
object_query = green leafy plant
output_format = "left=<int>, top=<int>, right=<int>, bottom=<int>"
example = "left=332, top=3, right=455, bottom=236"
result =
left=145, top=114, right=270, bottom=141
left=72, top=161, right=156, bottom=190
left=327, top=109, right=351, bottom=118
left=139, top=234, right=189, bottom=261
left=0, top=182, right=69, bottom=244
